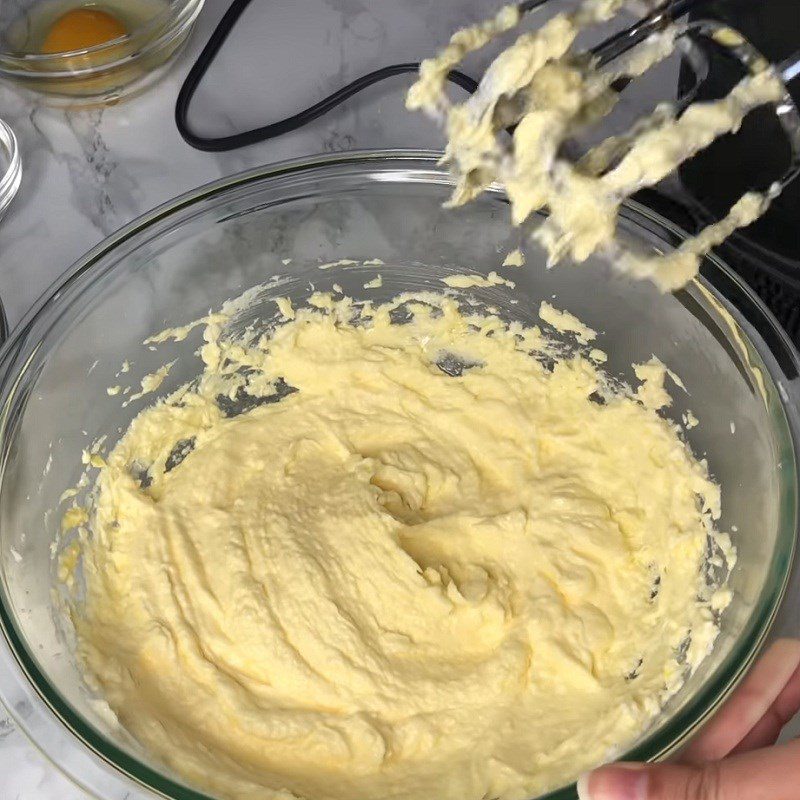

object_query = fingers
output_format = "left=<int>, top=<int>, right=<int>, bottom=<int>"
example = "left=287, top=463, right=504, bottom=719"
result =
left=730, top=657, right=800, bottom=754
left=576, top=639, right=800, bottom=800
left=578, top=738, right=800, bottom=800
left=680, top=638, right=800, bottom=764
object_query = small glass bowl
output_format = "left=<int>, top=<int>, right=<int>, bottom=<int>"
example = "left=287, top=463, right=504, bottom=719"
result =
left=0, top=0, right=204, bottom=104
left=0, top=118, right=21, bottom=223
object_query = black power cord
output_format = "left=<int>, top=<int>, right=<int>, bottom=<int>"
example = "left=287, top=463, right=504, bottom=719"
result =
left=175, top=0, right=480, bottom=152
left=174, top=0, right=705, bottom=152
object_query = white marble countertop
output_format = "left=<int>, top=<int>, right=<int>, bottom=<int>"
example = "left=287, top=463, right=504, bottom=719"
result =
left=0, top=0, right=797, bottom=797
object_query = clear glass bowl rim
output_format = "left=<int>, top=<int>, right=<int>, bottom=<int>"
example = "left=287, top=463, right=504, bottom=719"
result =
left=0, top=117, right=21, bottom=212
left=0, top=0, right=204, bottom=79
left=0, top=148, right=796, bottom=800
left=0, top=118, right=17, bottom=339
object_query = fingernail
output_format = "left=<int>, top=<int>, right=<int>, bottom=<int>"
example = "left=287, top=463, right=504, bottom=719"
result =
left=576, top=766, right=648, bottom=800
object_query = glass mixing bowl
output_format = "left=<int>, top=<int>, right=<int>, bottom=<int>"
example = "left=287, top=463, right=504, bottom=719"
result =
left=0, top=151, right=797, bottom=800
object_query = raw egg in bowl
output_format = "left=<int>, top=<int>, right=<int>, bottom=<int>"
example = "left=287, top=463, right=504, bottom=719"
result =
left=0, top=0, right=205, bottom=103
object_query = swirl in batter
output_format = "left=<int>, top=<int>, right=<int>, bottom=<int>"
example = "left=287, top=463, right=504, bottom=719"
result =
left=67, top=289, right=731, bottom=800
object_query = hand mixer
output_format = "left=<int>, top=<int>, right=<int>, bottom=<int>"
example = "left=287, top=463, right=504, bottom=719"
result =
left=175, top=0, right=800, bottom=289
left=404, top=0, right=800, bottom=290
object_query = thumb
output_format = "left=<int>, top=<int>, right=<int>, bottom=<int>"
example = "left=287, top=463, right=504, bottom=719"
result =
left=577, top=738, right=800, bottom=800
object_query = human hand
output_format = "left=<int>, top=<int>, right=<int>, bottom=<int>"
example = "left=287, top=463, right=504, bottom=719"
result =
left=578, top=638, right=800, bottom=800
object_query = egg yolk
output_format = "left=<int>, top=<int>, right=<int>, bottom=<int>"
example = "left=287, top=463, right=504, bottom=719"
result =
left=41, top=8, right=127, bottom=54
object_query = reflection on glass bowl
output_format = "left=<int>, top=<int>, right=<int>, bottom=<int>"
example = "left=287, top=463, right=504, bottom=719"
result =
left=0, top=117, right=21, bottom=224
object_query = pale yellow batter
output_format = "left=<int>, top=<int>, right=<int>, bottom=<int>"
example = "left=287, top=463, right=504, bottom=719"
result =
left=64, top=287, right=732, bottom=800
